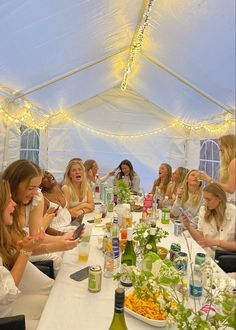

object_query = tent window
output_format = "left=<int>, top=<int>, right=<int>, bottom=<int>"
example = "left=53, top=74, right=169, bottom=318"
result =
left=199, top=139, right=220, bottom=179
left=20, top=125, right=40, bottom=164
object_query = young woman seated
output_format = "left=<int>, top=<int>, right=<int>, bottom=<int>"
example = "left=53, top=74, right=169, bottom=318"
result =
left=151, top=163, right=172, bottom=196
left=0, top=179, right=54, bottom=329
left=1, top=160, right=80, bottom=275
left=166, top=167, right=189, bottom=205
left=113, top=159, right=141, bottom=195
left=40, top=170, right=72, bottom=231
left=171, top=169, right=203, bottom=228
left=62, top=159, right=94, bottom=225
left=181, top=183, right=236, bottom=265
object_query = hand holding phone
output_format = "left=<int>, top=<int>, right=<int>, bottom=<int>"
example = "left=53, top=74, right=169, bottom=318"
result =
left=179, top=207, right=191, bottom=221
left=71, top=223, right=85, bottom=240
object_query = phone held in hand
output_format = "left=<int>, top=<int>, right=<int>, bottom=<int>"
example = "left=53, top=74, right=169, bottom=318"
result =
left=70, top=266, right=90, bottom=281
left=72, top=223, right=85, bottom=240
left=179, top=207, right=191, bottom=221
left=87, top=219, right=94, bottom=224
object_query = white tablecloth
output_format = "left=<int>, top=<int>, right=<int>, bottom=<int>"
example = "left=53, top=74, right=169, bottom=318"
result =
left=37, top=212, right=228, bottom=330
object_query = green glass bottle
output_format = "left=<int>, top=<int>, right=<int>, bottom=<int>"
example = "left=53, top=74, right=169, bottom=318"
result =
left=144, top=226, right=157, bottom=255
left=109, top=288, right=128, bottom=330
left=120, top=228, right=136, bottom=287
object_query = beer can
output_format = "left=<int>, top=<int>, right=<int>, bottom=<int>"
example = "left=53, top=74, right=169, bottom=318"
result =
left=174, top=220, right=183, bottom=236
left=195, top=252, right=206, bottom=266
left=174, top=251, right=188, bottom=273
left=170, top=243, right=181, bottom=261
left=88, top=265, right=102, bottom=293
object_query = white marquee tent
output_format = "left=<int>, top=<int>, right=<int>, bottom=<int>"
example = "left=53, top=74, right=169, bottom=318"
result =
left=0, top=0, right=235, bottom=191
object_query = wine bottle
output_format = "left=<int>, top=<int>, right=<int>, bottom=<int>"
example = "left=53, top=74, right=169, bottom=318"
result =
left=109, top=288, right=128, bottom=330
left=143, top=226, right=157, bottom=255
left=120, top=228, right=136, bottom=287
left=112, top=214, right=120, bottom=269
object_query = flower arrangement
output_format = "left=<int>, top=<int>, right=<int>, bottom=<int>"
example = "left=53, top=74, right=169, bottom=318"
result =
left=113, top=179, right=131, bottom=204
left=115, top=230, right=236, bottom=329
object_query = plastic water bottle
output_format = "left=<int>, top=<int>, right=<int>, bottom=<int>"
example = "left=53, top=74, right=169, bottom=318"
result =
left=189, top=264, right=203, bottom=299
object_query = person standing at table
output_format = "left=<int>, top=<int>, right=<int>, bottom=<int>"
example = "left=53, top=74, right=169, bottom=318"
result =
left=171, top=169, right=203, bottom=228
left=181, top=183, right=236, bottom=270
left=200, top=134, right=236, bottom=205
left=113, top=159, right=141, bottom=194
left=166, top=167, right=189, bottom=205
left=84, top=159, right=115, bottom=191
left=62, top=159, right=94, bottom=224
left=0, top=179, right=54, bottom=329
left=151, top=163, right=172, bottom=197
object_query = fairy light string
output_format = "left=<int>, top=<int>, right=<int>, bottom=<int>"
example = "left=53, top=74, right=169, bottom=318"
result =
left=0, top=104, right=235, bottom=138
left=121, top=0, right=155, bottom=90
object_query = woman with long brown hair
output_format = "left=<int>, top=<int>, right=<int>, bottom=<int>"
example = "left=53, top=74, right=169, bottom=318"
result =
left=166, top=167, right=189, bottom=205
left=0, top=179, right=53, bottom=326
left=113, top=159, right=141, bottom=194
left=181, top=183, right=236, bottom=260
left=201, top=134, right=236, bottom=205
left=151, top=163, right=172, bottom=196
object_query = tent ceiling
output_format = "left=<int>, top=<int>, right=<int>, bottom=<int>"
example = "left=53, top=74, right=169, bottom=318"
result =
left=0, top=0, right=235, bottom=122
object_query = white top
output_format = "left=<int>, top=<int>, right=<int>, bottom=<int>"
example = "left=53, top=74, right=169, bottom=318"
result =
left=198, top=203, right=236, bottom=257
left=0, top=257, right=54, bottom=317
left=46, top=200, right=72, bottom=230
left=25, top=189, right=43, bottom=228
left=226, top=191, right=236, bottom=205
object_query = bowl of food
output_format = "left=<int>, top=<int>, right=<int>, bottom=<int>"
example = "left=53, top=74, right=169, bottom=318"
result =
left=157, top=246, right=168, bottom=260
left=125, top=288, right=177, bottom=327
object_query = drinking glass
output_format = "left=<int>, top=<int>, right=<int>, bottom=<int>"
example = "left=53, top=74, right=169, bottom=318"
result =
left=103, top=251, right=114, bottom=278
left=78, top=242, right=90, bottom=263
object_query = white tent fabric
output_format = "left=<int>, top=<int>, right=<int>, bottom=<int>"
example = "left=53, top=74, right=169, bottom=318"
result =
left=0, top=0, right=235, bottom=191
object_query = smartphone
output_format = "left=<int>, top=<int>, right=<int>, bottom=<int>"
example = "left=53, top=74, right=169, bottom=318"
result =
left=179, top=207, right=191, bottom=221
left=70, top=266, right=90, bottom=281
left=71, top=223, right=85, bottom=240
left=87, top=219, right=94, bottom=224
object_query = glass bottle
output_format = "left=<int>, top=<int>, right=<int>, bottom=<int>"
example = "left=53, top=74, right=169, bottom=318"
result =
left=161, top=196, right=170, bottom=224
left=109, top=288, right=128, bottom=330
left=143, top=226, right=157, bottom=255
left=189, top=264, right=203, bottom=299
left=120, top=228, right=136, bottom=287
left=94, top=174, right=100, bottom=200
left=111, top=214, right=120, bottom=269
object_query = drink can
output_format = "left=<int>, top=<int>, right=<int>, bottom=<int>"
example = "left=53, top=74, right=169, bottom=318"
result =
left=170, top=243, right=181, bottom=261
left=88, top=265, right=102, bottom=293
left=174, top=251, right=188, bottom=273
left=195, top=252, right=206, bottom=266
left=174, top=220, right=183, bottom=236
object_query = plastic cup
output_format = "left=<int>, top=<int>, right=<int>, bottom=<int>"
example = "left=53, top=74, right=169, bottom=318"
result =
left=78, top=242, right=90, bottom=263
left=103, top=251, right=114, bottom=278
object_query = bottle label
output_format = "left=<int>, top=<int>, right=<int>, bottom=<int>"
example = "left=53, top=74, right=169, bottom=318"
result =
left=190, top=284, right=203, bottom=297
left=112, top=237, right=120, bottom=259
left=120, top=264, right=132, bottom=286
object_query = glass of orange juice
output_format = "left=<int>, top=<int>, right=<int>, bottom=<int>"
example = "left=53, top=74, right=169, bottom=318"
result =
left=78, top=242, right=90, bottom=263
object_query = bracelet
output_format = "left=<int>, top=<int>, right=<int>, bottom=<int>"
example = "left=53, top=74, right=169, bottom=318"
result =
left=19, top=249, right=32, bottom=257
left=81, top=208, right=85, bottom=215
left=208, top=178, right=214, bottom=184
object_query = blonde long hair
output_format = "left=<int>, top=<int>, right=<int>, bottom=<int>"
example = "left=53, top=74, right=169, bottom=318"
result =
left=203, top=183, right=227, bottom=225
left=180, top=169, right=203, bottom=208
left=64, top=159, right=89, bottom=202
left=0, top=180, right=15, bottom=269
left=218, top=135, right=236, bottom=182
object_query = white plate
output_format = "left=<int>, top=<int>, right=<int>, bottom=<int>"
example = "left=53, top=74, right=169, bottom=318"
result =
left=124, top=289, right=167, bottom=327
left=125, top=306, right=166, bottom=327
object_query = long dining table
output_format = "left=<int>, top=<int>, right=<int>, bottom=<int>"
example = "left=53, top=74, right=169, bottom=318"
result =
left=36, top=210, right=229, bottom=330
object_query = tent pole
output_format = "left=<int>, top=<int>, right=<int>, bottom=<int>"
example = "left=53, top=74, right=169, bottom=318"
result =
left=142, top=52, right=234, bottom=115
left=13, top=47, right=129, bottom=100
